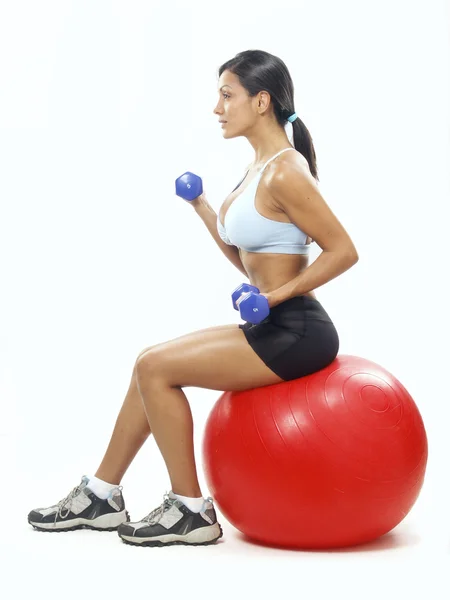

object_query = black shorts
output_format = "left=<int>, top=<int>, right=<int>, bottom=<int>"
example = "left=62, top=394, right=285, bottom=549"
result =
left=238, top=295, right=339, bottom=381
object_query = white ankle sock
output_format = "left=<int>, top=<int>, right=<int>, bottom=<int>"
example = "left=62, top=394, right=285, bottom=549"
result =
left=172, top=492, right=205, bottom=513
left=87, top=475, right=119, bottom=500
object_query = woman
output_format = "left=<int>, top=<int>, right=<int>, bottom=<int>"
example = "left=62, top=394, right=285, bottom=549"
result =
left=28, top=50, right=358, bottom=547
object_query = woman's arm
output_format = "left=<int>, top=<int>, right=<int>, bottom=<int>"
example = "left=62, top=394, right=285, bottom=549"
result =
left=267, top=162, right=359, bottom=306
left=194, top=200, right=248, bottom=278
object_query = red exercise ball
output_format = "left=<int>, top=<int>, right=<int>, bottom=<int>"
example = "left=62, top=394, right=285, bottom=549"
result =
left=202, top=354, right=428, bottom=549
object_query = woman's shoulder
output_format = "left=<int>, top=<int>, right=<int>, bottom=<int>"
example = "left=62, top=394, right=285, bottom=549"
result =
left=275, top=148, right=309, bottom=171
left=263, top=149, right=310, bottom=185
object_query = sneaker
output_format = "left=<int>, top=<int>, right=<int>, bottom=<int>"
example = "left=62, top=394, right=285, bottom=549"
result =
left=117, top=491, right=223, bottom=547
left=28, top=475, right=130, bottom=532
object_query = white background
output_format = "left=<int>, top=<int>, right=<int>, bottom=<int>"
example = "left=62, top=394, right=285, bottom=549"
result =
left=1, top=0, right=449, bottom=597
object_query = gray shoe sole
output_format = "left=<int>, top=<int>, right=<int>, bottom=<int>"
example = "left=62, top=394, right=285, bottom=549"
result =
left=118, top=522, right=223, bottom=547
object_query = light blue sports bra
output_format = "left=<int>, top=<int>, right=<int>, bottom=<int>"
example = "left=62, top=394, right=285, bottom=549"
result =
left=217, top=148, right=310, bottom=255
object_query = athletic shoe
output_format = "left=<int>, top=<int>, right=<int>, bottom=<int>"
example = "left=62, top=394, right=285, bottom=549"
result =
left=27, top=475, right=130, bottom=532
left=117, top=491, right=223, bottom=547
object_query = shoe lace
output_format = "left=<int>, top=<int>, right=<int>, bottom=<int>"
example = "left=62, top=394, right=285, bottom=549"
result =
left=143, top=492, right=173, bottom=525
left=55, top=481, right=86, bottom=522
left=142, top=493, right=215, bottom=526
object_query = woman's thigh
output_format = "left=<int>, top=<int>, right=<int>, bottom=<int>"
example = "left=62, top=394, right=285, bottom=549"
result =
left=137, top=324, right=240, bottom=361
left=136, top=324, right=285, bottom=391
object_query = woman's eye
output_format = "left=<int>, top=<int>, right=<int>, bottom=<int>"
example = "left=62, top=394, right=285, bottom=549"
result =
left=223, top=94, right=230, bottom=99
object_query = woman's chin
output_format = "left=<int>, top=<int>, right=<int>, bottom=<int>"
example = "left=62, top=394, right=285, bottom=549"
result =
left=222, top=127, right=236, bottom=139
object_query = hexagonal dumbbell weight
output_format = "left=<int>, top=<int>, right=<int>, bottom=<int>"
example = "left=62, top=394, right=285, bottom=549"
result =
left=231, top=283, right=270, bottom=325
left=175, top=172, right=203, bottom=201
left=231, top=283, right=260, bottom=310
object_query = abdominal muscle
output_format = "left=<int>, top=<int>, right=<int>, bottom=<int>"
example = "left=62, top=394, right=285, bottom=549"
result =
left=239, top=250, right=317, bottom=302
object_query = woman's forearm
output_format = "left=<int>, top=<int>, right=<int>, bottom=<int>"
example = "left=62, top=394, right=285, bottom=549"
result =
left=194, top=201, right=248, bottom=278
left=270, top=250, right=359, bottom=306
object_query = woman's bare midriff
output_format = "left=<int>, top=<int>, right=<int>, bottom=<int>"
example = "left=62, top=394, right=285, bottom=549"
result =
left=239, top=250, right=317, bottom=301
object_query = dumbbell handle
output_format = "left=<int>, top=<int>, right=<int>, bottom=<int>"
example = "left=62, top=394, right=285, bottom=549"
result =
left=231, top=282, right=269, bottom=323
left=231, top=283, right=260, bottom=311
left=235, top=291, right=252, bottom=308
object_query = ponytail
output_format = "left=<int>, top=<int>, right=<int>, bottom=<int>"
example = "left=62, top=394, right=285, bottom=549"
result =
left=290, top=115, right=319, bottom=182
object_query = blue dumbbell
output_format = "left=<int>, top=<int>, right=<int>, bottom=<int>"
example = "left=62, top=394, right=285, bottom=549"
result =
left=231, top=283, right=260, bottom=311
left=175, top=172, right=203, bottom=201
left=231, top=283, right=270, bottom=324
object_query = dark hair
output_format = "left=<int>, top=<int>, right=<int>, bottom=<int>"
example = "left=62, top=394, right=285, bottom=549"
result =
left=218, top=50, right=319, bottom=181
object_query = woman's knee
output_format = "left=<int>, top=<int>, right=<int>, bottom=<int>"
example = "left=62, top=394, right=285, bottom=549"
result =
left=132, top=346, right=157, bottom=379
left=135, top=345, right=165, bottom=376
left=136, top=344, right=156, bottom=362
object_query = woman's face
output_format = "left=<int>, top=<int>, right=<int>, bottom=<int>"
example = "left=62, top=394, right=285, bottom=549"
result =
left=213, top=70, right=258, bottom=139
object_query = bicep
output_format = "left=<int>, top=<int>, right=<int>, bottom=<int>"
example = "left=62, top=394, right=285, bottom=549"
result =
left=271, top=165, right=357, bottom=254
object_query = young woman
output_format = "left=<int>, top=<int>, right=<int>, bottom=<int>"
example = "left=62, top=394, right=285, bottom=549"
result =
left=28, top=49, right=358, bottom=547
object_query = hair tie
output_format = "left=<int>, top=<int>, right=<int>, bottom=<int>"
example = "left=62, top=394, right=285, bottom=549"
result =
left=287, top=112, right=298, bottom=123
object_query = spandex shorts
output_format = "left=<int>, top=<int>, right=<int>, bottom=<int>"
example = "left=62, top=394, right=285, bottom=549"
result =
left=238, top=295, right=339, bottom=381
